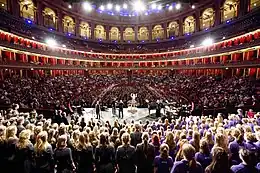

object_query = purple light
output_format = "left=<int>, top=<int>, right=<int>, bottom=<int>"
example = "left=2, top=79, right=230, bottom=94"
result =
left=128, top=40, right=131, bottom=43
left=49, top=28, right=53, bottom=31
left=84, top=37, right=88, bottom=40
left=226, top=20, right=230, bottom=24
left=145, top=12, right=148, bottom=15
left=26, top=20, right=32, bottom=24
left=142, top=40, right=145, bottom=43
left=205, top=28, right=208, bottom=31
left=99, top=39, right=102, bottom=42
left=68, top=33, right=71, bottom=36
left=156, top=39, right=159, bottom=42
left=170, top=36, right=174, bottom=40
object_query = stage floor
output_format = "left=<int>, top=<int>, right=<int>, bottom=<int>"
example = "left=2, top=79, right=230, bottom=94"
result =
left=82, top=108, right=159, bottom=124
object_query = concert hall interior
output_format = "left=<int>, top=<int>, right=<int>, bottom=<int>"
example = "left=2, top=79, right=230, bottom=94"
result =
left=0, top=0, right=260, bottom=173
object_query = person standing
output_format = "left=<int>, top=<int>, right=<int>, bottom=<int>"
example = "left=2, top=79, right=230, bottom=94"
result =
left=95, top=101, right=101, bottom=119
left=112, top=99, right=117, bottom=116
left=118, top=100, right=124, bottom=119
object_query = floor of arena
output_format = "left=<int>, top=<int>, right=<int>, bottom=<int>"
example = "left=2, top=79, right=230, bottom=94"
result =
left=81, top=108, right=159, bottom=124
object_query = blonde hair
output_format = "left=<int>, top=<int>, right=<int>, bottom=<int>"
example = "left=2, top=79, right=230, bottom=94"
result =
left=0, top=125, right=6, bottom=143
left=57, top=135, right=67, bottom=148
left=160, top=143, right=169, bottom=159
left=165, top=132, right=176, bottom=149
left=35, top=131, right=49, bottom=153
left=17, top=130, right=31, bottom=149
left=76, top=132, right=91, bottom=151
left=6, top=126, right=17, bottom=139
left=121, top=132, right=130, bottom=145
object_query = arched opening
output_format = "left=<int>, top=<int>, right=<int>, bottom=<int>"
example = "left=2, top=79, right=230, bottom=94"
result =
left=63, top=16, right=75, bottom=34
left=43, top=8, right=57, bottom=29
left=183, top=16, right=195, bottom=34
left=250, top=0, right=260, bottom=10
left=138, top=27, right=149, bottom=41
left=0, top=0, right=7, bottom=10
left=94, top=25, right=106, bottom=40
left=222, top=0, right=238, bottom=22
left=109, top=27, right=120, bottom=41
left=20, top=0, right=35, bottom=21
left=80, top=22, right=91, bottom=38
left=123, top=27, right=135, bottom=41
left=200, top=8, right=215, bottom=30
left=152, top=25, right=164, bottom=40
left=167, top=21, right=179, bottom=38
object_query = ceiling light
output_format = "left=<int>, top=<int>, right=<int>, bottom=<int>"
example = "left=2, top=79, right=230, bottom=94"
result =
left=62, top=44, right=66, bottom=48
left=68, top=4, right=72, bottom=9
left=169, top=5, right=173, bottom=11
left=107, top=3, right=113, bottom=10
left=151, top=3, right=157, bottom=10
left=202, top=38, right=214, bottom=46
left=157, top=5, right=162, bottom=10
left=1, top=3, right=4, bottom=7
left=176, top=3, right=181, bottom=10
left=100, top=5, right=105, bottom=11
left=83, top=2, right=92, bottom=11
left=133, top=0, right=146, bottom=12
left=191, top=5, right=195, bottom=9
left=123, top=3, right=128, bottom=9
left=45, top=38, right=57, bottom=46
left=254, top=3, right=256, bottom=6
left=115, top=4, right=120, bottom=12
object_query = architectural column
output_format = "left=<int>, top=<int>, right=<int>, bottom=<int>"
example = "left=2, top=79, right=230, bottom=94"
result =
left=179, top=18, right=183, bottom=36
left=36, top=1, right=43, bottom=26
left=215, top=0, right=221, bottom=25
left=195, top=10, right=200, bottom=32
left=106, top=26, right=110, bottom=41
left=57, top=12, right=63, bottom=33
left=239, top=0, right=249, bottom=16
left=91, top=23, right=95, bottom=40
left=120, top=26, right=124, bottom=42
left=75, top=18, right=80, bottom=37
left=148, top=25, right=152, bottom=41
left=163, top=22, right=168, bottom=39
left=134, top=25, right=138, bottom=42
left=10, top=0, right=20, bottom=17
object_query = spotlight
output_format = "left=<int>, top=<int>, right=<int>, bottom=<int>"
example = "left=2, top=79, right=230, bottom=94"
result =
left=190, top=45, right=194, bottom=48
left=254, top=3, right=257, bottom=6
left=1, top=3, right=4, bottom=7
left=115, top=4, right=120, bottom=12
left=68, top=4, right=72, bottom=9
left=45, top=38, right=57, bottom=46
left=133, top=1, right=146, bottom=12
left=222, top=36, right=226, bottom=40
left=169, top=5, right=173, bottom=11
left=83, top=2, right=92, bottom=11
left=226, top=67, right=229, bottom=70
left=107, top=3, right=113, bottom=10
left=157, top=5, right=162, bottom=10
left=32, top=36, right=35, bottom=40
left=191, top=5, right=195, bottom=9
left=62, top=44, right=66, bottom=48
left=123, top=3, right=128, bottom=9
left=176, top=3, right=181, bottom=10
left=151, top=3, right=157, bottom=10
left=100, top=5, right=105, bottom=11
left=202, top=38, right=214, bottom=46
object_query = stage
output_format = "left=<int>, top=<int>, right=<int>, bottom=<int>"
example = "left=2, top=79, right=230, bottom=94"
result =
left=81, top=108, right=161, bottom=124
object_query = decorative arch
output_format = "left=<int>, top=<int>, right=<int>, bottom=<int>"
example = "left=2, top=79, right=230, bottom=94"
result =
left=80, top=22, right=91, bottom=38
left=200, top=8, right=215, bottom=30
left=94, top=25, right=106, bottom=40
left=183, top=16, right=195, bottom=34
left=123, top=27, right=135, bottom=41
left=222, top=0, right=238, bottom=22
left=167, top=21, right=179, bottom=38
left=250, top=0, right=260, bottom=10
left=43, top=8, right=57, bottom=29
left=152, top=25, right=164, bottom=40
left=20, top=0, right=35, bottom=21
left=63, top=16, right=75, bottom=34
left=138, top=27, right=149, bottom=41
left=109, top=27, right=120, bottom=41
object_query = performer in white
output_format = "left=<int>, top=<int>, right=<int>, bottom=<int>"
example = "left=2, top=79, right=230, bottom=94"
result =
left=128, top=93, right=138, bottom=114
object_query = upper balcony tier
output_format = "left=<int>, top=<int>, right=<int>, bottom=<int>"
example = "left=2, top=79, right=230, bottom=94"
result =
left=0, top=0, right=260, bottom=52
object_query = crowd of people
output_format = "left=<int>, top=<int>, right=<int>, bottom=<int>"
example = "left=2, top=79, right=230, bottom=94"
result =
left=0, top=104, right=260, bottom=173
left=0, top=74, right=258, bottom=112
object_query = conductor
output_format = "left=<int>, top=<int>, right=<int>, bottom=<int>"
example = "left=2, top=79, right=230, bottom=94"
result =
left=118, top=100, right=124, bottom=119
left=95, top=101, right=101, bottom=119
